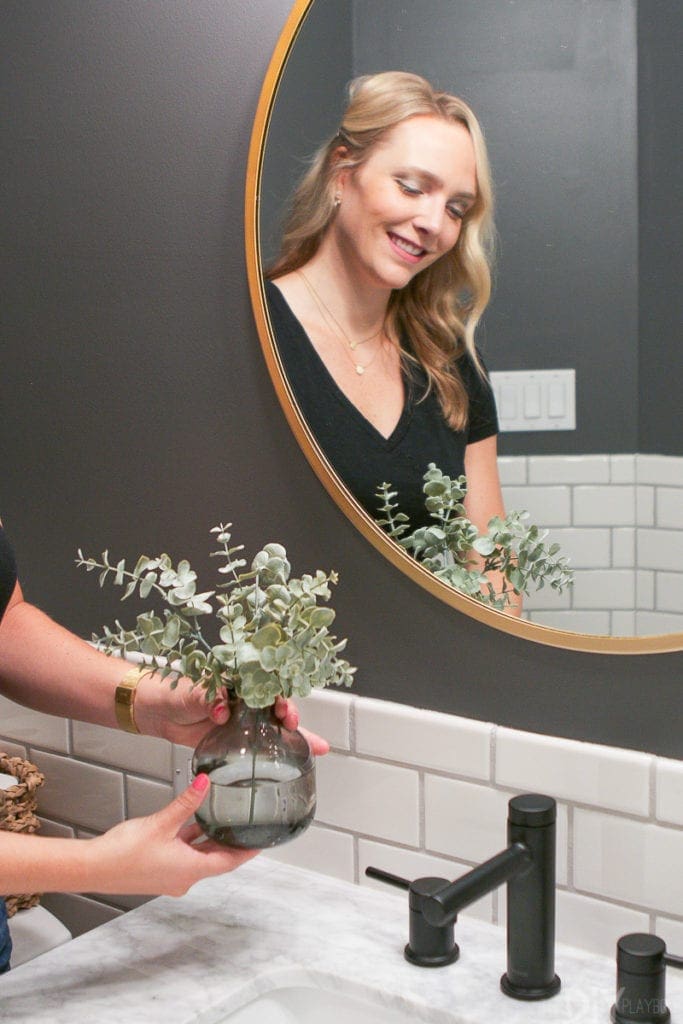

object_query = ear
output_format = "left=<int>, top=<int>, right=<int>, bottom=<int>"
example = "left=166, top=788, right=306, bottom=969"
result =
left=330, top=145, right=350, bottom=191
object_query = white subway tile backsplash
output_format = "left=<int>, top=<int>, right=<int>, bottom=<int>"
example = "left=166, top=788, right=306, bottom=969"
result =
left=656, top=573, right=683, bottom=613
left=556, top=890, right=649, bottom=958
left=611, top=610, right=637, bottom=636
left=298, top=688, right=351, bottom=750
left=358, top=839, right=494, bottom=922
left=636, top=570, right=655, bottom=610
left=355, top=697, right=491, bottom=779
left=72, top=721, right=172, bottom=780
left=527, top=610, right=611, bottom=634
left=37, top=817, right=76, bottom=838
left=501, top=486, right=571, bottom=526
left=172, top=743, right=194, bottom=796
left=657, top=487, right=683, bottom=529
left=636, top=610, right=683, bottom=634
left=639, top=529, right=683, bottom=572
left=315, top=752, right=420, bottom=846
left=496, top=729, right=651, bottom=816
left=610, top=455, right=636, bottom=484
left=528, top=455, right=609, bottom=484
left=574, top=809, right=683, bottom=916
left=612, top=528, right=636, bottom=568
left=497, top=456, right=527, bottom=486
left=523, top=585, right=571, bottom=611
left=34, top=750, right=125, bottom=832
left=570, top=570, right=636, bottom=609
left=656, top=758, right=683, bottom=826
left=636, top=486, right=655, bottom=526
left=264, top=824, right=355, bottom=882
left=125, top=775, right=173, bottom=817
left=654, top=916, right=683, bottom=954
left=424, top=777, right=510, bottom=862
left=638, top=455, right=683, bottom=487
left=0, top=694, right=69, bottom=753
left=0, top=738, right=27, bottom=759
left=538, top=528, right=610, bottom=568
left=574, top=487, right=636, bottom=527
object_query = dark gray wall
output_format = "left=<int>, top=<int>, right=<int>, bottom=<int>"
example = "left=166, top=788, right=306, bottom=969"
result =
left=260, top=0, right=352, bottom=267
left=637, top=1, right=683, bottom=455
left=2, top=1, right=682, bottom=760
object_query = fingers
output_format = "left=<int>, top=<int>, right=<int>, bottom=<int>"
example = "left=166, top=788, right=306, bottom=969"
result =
left=178, top=821, right=204, bottom=843
left=299, top=726, right=330, bottom=756
left=274, top=695, right=299, bottom=731
left=152, top=774, right=210, bottom=834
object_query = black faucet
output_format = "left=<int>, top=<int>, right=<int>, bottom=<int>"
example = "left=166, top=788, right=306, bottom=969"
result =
left=366, top=793, right=561, bottom=1001
left=611, top=932, right=683, bottom=1023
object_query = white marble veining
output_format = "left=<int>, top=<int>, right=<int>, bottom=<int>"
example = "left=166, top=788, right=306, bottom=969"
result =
left=1, top=858, right=682, bottom=1023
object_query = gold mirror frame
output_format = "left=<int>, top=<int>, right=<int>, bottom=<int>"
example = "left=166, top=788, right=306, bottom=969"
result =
left=244, top=0, right=683, bottom=656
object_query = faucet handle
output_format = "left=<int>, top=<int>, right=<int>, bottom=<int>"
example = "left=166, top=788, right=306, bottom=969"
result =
left=611, top=933, right=680, bottom=1024
left=365, top=867, right=459, bottom=968
left=365, top=866, right=411, bottom=891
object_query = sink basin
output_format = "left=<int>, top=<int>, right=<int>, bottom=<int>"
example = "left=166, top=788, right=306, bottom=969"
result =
left=222, top=984, right=430, bottom=1024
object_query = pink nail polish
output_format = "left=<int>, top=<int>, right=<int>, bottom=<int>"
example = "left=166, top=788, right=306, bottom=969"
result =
left=192, top=773, right=209, bottom=792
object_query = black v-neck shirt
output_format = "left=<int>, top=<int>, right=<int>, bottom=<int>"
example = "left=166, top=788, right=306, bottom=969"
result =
left=0, top=525, right=17, bottom=624
left=265, top=280, right=498, bottom=527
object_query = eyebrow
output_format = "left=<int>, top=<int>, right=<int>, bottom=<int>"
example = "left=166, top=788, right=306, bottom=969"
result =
left=396, top=166, right=476, bottom=201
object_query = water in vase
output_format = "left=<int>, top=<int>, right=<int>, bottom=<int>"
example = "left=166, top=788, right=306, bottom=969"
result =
left=194, top=757, right=316, bottom=849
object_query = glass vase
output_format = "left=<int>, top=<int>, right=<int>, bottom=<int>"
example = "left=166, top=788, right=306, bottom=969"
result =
left=191, top=698, right=315, bottom=849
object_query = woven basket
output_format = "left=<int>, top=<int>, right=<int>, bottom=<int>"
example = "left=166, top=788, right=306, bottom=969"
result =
left=0, top=753, right=45, bottom=917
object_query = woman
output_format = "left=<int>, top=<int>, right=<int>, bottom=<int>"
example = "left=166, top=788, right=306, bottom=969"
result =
left=266, top=71, right=516, bottom=609
left=0, top=520, right=327, bottom=972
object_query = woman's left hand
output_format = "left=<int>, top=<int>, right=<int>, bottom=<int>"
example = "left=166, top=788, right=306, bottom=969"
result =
left=133, top=674, right=330, bottom=755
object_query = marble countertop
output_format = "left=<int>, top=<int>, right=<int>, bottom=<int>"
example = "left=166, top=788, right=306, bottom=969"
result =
left=1, top=857, right=681, bottom=1023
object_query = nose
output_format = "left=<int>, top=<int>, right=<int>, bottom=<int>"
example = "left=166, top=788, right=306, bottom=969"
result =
left=413, top=196, right=446, bottom=239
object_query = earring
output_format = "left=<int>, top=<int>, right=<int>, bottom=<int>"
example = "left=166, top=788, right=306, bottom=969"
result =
left=334, top=193, right=341, bottom=207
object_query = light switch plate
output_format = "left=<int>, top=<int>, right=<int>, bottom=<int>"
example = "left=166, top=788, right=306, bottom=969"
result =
left=490, top=369, right=576, bottom=432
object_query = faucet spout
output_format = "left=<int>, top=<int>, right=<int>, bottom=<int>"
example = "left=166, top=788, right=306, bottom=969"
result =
left=423, top=843, right=532, bottom=927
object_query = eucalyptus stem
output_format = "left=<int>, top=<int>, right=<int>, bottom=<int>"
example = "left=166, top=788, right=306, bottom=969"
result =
left=248, top=714, right=259, bottom=826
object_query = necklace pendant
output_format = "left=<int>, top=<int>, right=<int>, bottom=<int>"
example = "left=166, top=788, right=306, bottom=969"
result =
left=355, top=364, right=365, bottom=375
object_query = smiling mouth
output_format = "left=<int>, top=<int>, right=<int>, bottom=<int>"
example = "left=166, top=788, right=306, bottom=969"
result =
left=388, top=232, right=428, bottom=260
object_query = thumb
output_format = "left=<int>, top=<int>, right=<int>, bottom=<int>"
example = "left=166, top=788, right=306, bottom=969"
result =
left=153, top=774, right=211, bottom=833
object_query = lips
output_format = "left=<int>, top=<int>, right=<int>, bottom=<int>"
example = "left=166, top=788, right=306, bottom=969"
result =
left=388, top=231, right=427, bottom=261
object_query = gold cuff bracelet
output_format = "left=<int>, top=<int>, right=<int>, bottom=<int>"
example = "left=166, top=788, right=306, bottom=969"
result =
left=114, top=667, right=146, bottom=734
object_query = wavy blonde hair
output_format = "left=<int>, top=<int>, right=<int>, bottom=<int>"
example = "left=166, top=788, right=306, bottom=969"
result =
left=266, top=71, right=496, bottom=431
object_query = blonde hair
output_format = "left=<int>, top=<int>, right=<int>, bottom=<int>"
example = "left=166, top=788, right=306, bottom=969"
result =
left=267, top=71, right=495, bottom=431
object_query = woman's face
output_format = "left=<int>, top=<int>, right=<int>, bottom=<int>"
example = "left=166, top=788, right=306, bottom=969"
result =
left=332, top=114, right=477, bottom=292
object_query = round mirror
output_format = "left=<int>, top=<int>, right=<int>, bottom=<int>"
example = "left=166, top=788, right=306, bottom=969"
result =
left=245, top=0, right=683, bottom=654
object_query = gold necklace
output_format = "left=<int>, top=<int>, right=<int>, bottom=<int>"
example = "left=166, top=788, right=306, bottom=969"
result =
left=298, top=269, right=385, bottom=375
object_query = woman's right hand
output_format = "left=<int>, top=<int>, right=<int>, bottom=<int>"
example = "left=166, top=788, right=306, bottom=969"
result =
left=86, top=774, right=258, bottom=896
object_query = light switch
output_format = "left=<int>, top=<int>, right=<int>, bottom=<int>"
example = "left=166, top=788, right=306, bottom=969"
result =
left=489, top=369, right=575, bottom=432
left=548, top=380, right=566, bottom=418
left=523, top=382, right=542, bottom=418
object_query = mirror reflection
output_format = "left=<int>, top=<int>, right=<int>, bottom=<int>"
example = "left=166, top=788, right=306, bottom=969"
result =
left=257, top=0, right=683, bottom=639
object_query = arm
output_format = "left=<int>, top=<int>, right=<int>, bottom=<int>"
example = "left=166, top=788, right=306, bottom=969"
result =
left=463, top=434, right=522, bottom=616
left=0, top=583, right=329, bottom=752
left=0, top=775, right=257, bottom=898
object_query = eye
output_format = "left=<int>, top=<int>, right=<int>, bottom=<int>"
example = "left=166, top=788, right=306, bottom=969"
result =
left=395, top=178, right=422, bottom=197
left=446, top=203, right=466, bottom=221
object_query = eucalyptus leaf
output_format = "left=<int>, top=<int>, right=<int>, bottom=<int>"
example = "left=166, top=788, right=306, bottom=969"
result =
left=77, top=522, right=355, bottom=709
left=375, top=465, right=573, bottom=612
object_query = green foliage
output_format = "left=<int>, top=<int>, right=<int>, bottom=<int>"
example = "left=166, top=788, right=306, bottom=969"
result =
left=376, top=464, right=573, bottom=611
left=76, top=525, right=355, bottom=708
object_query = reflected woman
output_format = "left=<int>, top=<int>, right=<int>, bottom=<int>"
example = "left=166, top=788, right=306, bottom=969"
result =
left=265, top=71, right=518, bottom=612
